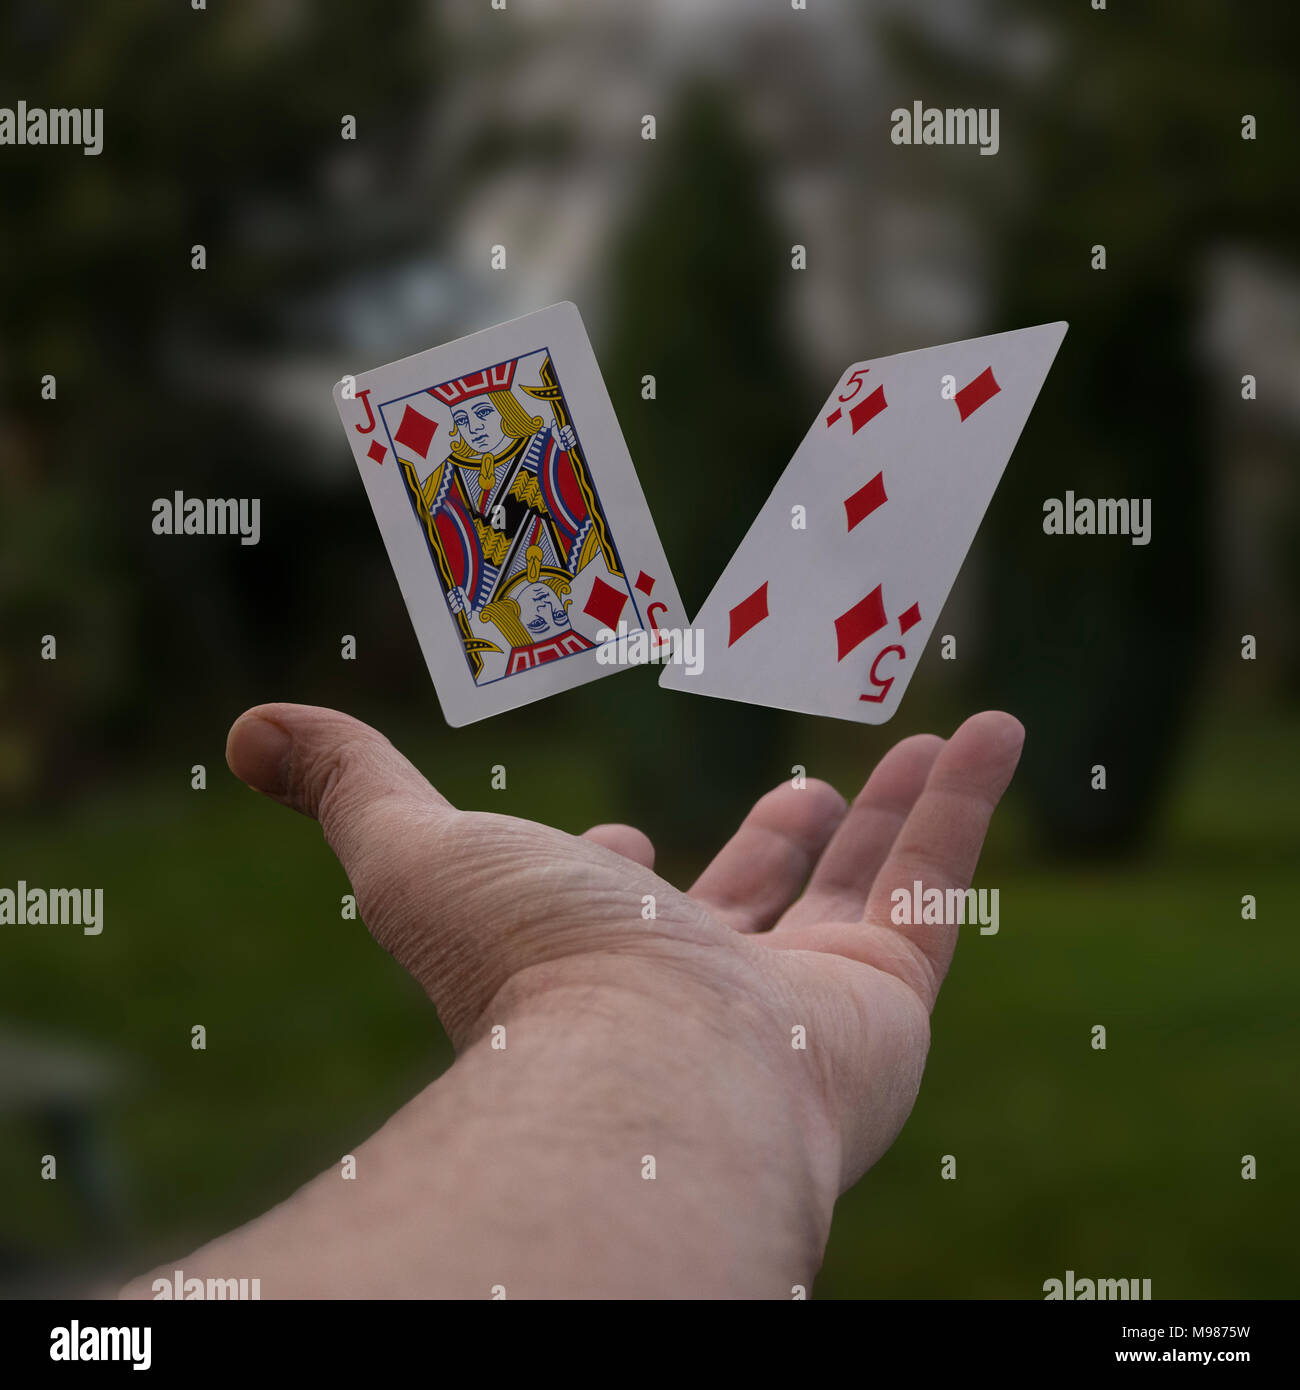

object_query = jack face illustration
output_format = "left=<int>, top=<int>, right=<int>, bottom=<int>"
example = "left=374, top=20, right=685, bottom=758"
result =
left=379, top=347, right=636, bottom=686
left=517, top=581, right=572, bottom=640
left=479, top=546, right=595, bottom=676
left=339, top=301, right=686, bottom=725
left=451, top=397, right=507, bottom=460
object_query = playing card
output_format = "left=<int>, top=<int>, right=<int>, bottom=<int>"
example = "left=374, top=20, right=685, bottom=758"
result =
left=335, top=302, right=684, bottom=726
left=659, top=322, right=1068, bottom=722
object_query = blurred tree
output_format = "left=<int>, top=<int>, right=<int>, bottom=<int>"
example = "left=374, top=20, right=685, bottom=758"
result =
left=598, top=80, right=815, bottom=853
left=888, top=0, right=1300, bottom=852
left=0, top=0, right=436, bottom=805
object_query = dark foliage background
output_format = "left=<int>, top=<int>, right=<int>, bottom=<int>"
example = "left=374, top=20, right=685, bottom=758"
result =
left=1, top=0, right=1295, bottom=1297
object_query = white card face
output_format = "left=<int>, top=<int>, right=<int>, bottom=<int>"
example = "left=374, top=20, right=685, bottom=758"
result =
left=660, top=322, right=1068, bottom=723
left=335, top=302, right=684, bottom=726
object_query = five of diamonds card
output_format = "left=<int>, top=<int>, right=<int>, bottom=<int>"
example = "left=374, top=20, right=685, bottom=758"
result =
left=660, top=320, right=1068, bottom=722
left=334, top=303, right=1065, bottom=727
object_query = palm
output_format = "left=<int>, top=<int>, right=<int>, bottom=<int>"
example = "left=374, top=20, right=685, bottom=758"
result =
left=510, top=716, right=1015, bottom=1178
left=228, top=703, right=1023, bottom=1188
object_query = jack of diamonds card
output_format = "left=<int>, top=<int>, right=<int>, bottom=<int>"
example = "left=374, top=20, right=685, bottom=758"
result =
left=660, top=322, right=1068, bottom=723
left=335, top=302, right=684, bottom=726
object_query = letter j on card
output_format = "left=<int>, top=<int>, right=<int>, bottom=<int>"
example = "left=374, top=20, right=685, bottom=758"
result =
left=660, top=322, right=1067, bottom=723
left=334, top=302, right=684, bottom=726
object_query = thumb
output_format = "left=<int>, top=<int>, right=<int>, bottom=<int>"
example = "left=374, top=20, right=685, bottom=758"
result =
left=226, top=703, right=451, bottom=872
left=226, top=704, right=464, bottom=997
left=225, top=703, right=676, bottom=1047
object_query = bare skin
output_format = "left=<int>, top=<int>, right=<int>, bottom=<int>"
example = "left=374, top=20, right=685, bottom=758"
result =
left=120, top=702, right=1024, bottom=1299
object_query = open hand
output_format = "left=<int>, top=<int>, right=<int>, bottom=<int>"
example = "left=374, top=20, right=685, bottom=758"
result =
left=225, top=703, right=1023, bottom=1195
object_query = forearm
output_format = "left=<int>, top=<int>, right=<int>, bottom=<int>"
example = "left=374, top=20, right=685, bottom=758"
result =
left=121, top=970, right=842, bottom=1299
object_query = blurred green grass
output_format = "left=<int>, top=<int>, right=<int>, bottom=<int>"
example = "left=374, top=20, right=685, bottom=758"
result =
left=0, top=696, right=1295, bottom=1296
left=819, top=698, right=1300, bottom=1299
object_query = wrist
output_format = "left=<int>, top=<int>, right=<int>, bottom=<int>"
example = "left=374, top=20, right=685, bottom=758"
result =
left=124, top=944, right=845, bottom=1299
left=455, top=946, right=845, bottom=1286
